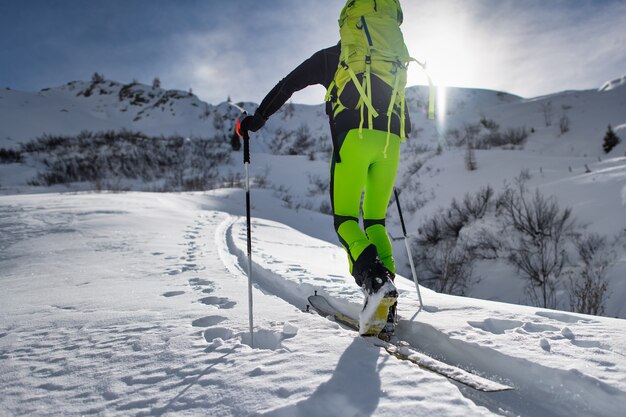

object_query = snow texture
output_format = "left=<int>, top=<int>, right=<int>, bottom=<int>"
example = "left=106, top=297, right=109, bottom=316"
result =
left=1, top=74, right=626, bottom=416
left=1, top=191, right=625, bottom=417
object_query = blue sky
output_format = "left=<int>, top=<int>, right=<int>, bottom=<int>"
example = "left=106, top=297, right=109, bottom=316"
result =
left=1, top=0, right=625, bottom=105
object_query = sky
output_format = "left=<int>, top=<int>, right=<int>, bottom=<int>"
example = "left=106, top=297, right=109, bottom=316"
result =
left=1, top=0, right=626, bottom=105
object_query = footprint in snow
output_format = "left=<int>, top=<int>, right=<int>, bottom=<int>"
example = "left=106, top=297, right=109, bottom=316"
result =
left=535, top=311, right=595, bottom=324
left=241, top=323, right=298, bottom=351
left=467, top=318, right=524, bottom=335
left=189, top=277, right=212, bottom=287
left=521, top=322, right=560, bottom=333
left=199, top=297, right=236, bottom=309
left=162, top=291, right=185, bottom=298
left=192, top=316, right=227, bottom=327
left=189, top=278, right=216, bottom=293
left=181, top=263, right=201, bottom=272
left=203, top=327, right=234, bottom=342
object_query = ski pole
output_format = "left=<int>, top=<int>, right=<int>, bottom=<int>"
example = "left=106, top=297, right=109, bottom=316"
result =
left=394, top=187, right=423, bottom=310
left=231, top=102, right=254, bottom=348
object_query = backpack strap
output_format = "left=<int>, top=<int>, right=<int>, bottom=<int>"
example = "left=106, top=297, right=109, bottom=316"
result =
left=364, top=56, right=372, bottom=130
left=383, top=67, right=402, bottom=158
left=342, top=60, right=379, bottom=119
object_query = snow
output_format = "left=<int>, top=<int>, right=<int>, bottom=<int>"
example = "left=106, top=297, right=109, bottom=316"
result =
left=1, top=191, right=625, bottom=416
left=599, top=75, right=626, bottom=92
left=1, top=73, right=626, bottom=415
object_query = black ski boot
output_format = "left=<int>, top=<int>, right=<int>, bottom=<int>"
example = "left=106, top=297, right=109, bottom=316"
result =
left=353, top=245, right=395, bottom=296
left=353, top=245, right=398, bottom=336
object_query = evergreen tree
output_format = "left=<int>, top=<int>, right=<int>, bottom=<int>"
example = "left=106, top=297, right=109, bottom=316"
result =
left=91, top=72, right=105, bottom=83
left=602, top=125, right=621, bottom=153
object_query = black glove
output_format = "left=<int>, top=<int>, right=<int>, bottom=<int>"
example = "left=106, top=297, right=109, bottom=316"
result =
left=240, top=112, right=266, bottom=134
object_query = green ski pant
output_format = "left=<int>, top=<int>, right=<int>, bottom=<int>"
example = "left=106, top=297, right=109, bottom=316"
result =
left=330, top=128, right=400, bottom=275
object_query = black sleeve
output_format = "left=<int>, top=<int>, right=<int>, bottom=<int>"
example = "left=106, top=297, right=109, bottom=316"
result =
left=255, top=48, right=332, bottom=120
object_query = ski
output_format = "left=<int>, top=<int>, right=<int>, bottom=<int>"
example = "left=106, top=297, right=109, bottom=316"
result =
left=307, top=294, right=513, bottom=393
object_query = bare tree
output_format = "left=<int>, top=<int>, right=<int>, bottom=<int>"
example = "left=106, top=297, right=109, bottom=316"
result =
left=465, top=140, right=477, bottom=171
left=414, top=187, right=495, bottom=296
left=569, top=233, right=614, bottom=315
left=542, top=101, right=553, bottom=127
left=559, top=110, right=570, bottom=135
left=499, top=178, right=576, bottom=308
left=417, top=239, right=477, bottom=296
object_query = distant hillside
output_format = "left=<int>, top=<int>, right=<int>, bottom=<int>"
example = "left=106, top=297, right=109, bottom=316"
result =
left=1, top=74, right=625, bottom=318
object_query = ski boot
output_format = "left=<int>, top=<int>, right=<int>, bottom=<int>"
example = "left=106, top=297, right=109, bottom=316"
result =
left=353, top=246, right=398, bottom=336
left=378, top=301, right=397, bottom=341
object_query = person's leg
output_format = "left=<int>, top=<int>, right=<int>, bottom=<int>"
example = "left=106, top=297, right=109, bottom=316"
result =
left=330, top=130, right=372, bottom=277
left=362, top=131, right=401, bottom=274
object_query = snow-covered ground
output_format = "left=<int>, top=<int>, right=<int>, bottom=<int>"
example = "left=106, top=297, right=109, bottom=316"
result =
left=1, top=73, right=625, bottom=415
left=1, top=190, right=625, bottom=416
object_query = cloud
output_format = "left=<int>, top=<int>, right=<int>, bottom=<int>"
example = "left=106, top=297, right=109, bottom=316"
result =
left=2, top=0, right=625, bottom=104
left=401, top=0, right=626, bottom=97
left=160, top=1, right=343, bottom=105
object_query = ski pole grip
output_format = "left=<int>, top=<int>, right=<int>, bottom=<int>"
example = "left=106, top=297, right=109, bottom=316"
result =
left=394, top=188, right=408, bottom=237
left=243, top=131, right=251, bottom=164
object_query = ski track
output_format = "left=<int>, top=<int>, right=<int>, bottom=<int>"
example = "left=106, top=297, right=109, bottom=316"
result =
left=1, top=194, right=625, bottom=416
left=224, top=215, right=626, bottom=417
left=0, top=197, right=497, bottom=417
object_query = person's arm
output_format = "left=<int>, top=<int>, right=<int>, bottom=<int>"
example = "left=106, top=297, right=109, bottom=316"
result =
left=256, top=49, right=328, bottom=120
left=240, top=46, right=338, bottom=133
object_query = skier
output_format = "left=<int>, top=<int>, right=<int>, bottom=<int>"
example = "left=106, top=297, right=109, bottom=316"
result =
left=240, top=0, right=412, bottom=336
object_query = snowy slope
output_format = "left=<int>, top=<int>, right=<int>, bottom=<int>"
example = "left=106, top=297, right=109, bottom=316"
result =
left=0, top=80, right=226, bottom=146
left=1, top=191, right=625, bottom=416
left=1, top=76, right=625, bottom=320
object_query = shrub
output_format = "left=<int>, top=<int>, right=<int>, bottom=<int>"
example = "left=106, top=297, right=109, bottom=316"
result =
left=602, top=125, right=621, bottom=153
left=498, top=178, right=576, bottom=309
left=24, top=130, right=231, bottom=191
left=0, top=148, right=23, bottom=163
left=569, top=233, right=615, bottom=315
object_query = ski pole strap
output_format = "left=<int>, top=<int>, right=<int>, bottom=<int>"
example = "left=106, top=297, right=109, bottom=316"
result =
left=394, top=188, right=408, bottom=237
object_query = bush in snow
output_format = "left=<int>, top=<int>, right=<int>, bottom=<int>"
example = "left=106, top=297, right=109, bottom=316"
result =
left=465, top=140, right=477, bottom=171
left=446, top=122, right=529, bottom=150
left=497, top=177, right=576, bottom=309
left=602, top=125, right=621, bottom=153
left=542, top=101, right=553, bottom=127
left=307, top=173, right=328, bottom=197
left=407, top=175, right=616, bottom=315
left=559, top=111, right=570, bottom=135
left=24, top=130, right=231, bottom=191
left=79, top=73, right=106, bottom=97
left=568, top=233, right=615, bottom=315
left=267, top=124, right=322, bottom=157
left=288, top=124, right=314, bottom=155
left=417, top=238, right=478, bottom=296
left=412, top=187, right=494, bottom=295
left=0, top=148, right=23, bottom=163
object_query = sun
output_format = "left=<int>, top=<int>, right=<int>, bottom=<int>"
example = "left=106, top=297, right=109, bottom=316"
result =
left=406, top=32, right=478, bottom=90
left=402, top=11, right=482, bottom=91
